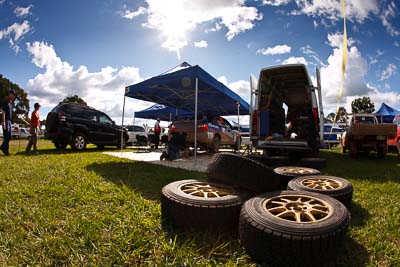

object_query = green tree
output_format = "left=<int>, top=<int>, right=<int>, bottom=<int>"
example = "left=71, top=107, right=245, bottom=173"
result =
left=0, top=74, right=30, bottom=124
left=325, top=107, right=348, bottom=123
left=351, top=97, right=375, bottom=113
left=59, top=95, right=87, bottom=105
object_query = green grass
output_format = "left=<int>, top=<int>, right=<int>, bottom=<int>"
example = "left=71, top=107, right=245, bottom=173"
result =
left=0, top=140, right=399, bottom=266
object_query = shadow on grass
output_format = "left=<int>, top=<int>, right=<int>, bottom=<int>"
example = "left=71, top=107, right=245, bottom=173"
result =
left=86, top=162, right=206, bottom=200
left=349, top=202, right=370, bottom=227
left=14, top=146, right=137, bottom=156
left=319, top=150, right=400, bottom=184
left=161, top=222, right=246, bottom=264
left=338, top=237, right=369, bottom=267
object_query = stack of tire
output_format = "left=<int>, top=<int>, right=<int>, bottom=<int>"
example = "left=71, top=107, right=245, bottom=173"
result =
left=161, top=153, right=353, bottom=266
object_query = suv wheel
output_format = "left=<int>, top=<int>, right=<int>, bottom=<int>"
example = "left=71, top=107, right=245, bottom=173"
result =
left=54, top=142, right=67, bottom=150
left=397, top=139, right=400, bottom=155
left=71, top=132, right=87, bottom=151
left=211, top=135, right=221, bottom=153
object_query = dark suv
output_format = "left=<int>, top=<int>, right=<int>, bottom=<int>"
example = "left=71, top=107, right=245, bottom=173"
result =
left=45, top=103, right=128, bottom=151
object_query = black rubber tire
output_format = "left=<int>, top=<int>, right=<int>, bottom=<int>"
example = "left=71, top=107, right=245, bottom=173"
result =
left=71, top=132, right=87, bottom=151
left=54, top=142, right=67, bottom=150
left=207, top=153, right=279, bottom=194
left=350, top=141, right=357, bottom=158
left=233, top=137, right=242, bottom=151
left=161, top=179, right=249, bottom=232
left=239, top=191, right=351, bottom=267
left=299, top=157, right=327, bottom=169
left=211, top=135, right=221, bottom=153
left=288, top=175, right=353, bottom=208
left=274, top=166, right=321, bottom=190
left=376, top=147, right=385, bottom=158
left=246, top=155, right=290, bottom=167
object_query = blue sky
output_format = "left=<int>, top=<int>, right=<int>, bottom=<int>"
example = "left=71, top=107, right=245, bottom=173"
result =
left=0, top=0, right=399, bottom=124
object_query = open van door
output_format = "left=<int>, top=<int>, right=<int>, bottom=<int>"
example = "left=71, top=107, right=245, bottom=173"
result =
left=249, top=74, right=258, bottom=138
left=316, top=68, right=324, bottom=143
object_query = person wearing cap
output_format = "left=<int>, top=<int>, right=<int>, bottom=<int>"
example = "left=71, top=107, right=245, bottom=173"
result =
left=26, top=102, right=41, bottom=155
left=0, top=90, right=17, bottom=156
left=153, top=118, right=161, bottom=149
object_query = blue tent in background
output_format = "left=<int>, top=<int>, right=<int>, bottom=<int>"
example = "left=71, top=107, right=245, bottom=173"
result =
left=373, top=102, right=399, bottom=123
left=134, top=104, right=194, bottom=121
left=124, top=62, right=249, bottom=158
left=125, top=62, right=249, bottom=116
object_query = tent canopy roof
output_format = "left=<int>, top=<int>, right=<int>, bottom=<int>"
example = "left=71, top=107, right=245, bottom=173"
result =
left=373, top=102, right=399, bottom=123
left=125, top=62, right=249, bottom=117
left=135, top=104, right=194, bottom=121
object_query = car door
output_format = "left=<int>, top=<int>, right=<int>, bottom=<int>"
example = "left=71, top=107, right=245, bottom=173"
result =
left=220, top=118, right=235, bottom=144
left=97, top=112, right=117, bottom=144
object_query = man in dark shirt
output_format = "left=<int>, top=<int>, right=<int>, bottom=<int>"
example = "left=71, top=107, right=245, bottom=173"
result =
left=1, top=90, right=17, bottom=156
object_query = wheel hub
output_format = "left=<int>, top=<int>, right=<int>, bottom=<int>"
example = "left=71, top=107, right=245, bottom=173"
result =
left=263, top=194, right=332, bottom=223
left=301, top=177, right=342, bottom=190
left=277, top=167, right=319, bottom=175
left=180, top=182, right=233, bottom=198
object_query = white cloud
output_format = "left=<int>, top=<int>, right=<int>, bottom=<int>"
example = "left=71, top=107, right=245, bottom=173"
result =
left=282, top=56, right=308, bottom=65
left=380, top=63, right=397, bottom=80
left=218, top=75, right=250, bottom=103
left=257, top=44, right=291, bottom=55
left=320, top=33, right=371, bottom=106
left=194, top=40, right=208, bottom=48
left=380, top=1, right=400, bottom=36
left=14, top=4, right=33, bottom=17
left=301, top=45, right=325, bottom=66
left=262, top=0, right=290, bottom=6
left=0, top=0, right=5, bottom=5
left=121, top=0, right=262, bottom=57
left=25, top=41, right=147, bottom=121
left=120, top=6, right=147, bottom=19
left=313, top=20, right=318, bottom=28
left=327, top=32, right=355, bottom=48
left=0, top=20, right=31, bottom=53
left=395, top=41, right=400, bottom=47
left=294, top=0, right=379, bottom=24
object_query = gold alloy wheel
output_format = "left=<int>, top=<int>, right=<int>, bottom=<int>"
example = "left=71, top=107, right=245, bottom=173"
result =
left=301, top=177, right=343, bottom=190
left=277, top=167, right=319, bottom=175
left=179, top=182, right=233, bottom=198
left=263, top=195, right=332, bottom=223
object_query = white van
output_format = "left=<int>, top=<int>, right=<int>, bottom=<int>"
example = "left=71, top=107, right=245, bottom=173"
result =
left=250, top=64, right=323, bottom=156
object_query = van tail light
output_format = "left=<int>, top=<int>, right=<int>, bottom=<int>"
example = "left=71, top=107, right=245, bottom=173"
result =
left=197, top=124, right=209, bottom=131
left=252, top=110, right=258, bottom=135
left=59, top=111, right=66, bottom=122
left=312, top=108, right=319, bottom=130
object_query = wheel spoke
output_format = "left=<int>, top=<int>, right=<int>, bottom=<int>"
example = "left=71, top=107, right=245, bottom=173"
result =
left=304, top=211, right=317, bottom=222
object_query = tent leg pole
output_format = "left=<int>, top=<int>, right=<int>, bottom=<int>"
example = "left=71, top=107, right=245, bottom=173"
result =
left=121, top=96, right=126, bottom=151
left=194, top=77, right=198, bottom=162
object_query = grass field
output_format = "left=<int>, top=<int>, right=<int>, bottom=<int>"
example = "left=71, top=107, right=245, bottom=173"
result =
left=0, top=139, right=399, bottom=266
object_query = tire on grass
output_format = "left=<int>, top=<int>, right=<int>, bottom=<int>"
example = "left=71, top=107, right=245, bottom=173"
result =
left=274, top=166, right=321, bottom=190
left=288, top=175, right=353, bottom=208
left=207, top=153, right=279, bottom=193
left=247, top=155, right=290, bottom=167
left=239, top=191, right=351, bottom=267
left=299, top=157, right=327, bottom=169
left=161, top=179, right=249, bottom=232
left=71, top=132, right=87, bottom=151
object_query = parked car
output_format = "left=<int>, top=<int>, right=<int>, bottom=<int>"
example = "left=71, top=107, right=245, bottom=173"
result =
left=12, top=127, right=31, bottom=139
left=173, top=116, right=241, bottom=153
left=126, top=125, right=148, bottom=146
left=250, top=64, right=321, bottom=156
left=341, top=113, right=397, bottom=158
left=45, top=103, right=128, bottom=151
left=387, top=113, right=400, bottom=154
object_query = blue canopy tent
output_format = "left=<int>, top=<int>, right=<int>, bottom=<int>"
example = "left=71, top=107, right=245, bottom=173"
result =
left=123, top=62, right=250, bottom=158
left=134, top=104, right=194, bottom=122
left=373, top=102, right=399, bottom=123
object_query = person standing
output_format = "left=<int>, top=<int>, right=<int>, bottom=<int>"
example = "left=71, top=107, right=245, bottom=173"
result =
left=26, top=102, right=41, bottom=155
left=154, top=118, right=161, bottom=149
left=0, top=90, right=17, bottom=156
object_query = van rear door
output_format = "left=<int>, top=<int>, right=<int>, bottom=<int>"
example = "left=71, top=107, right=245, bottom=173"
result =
left=249, top=74, right=258, bottom=139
